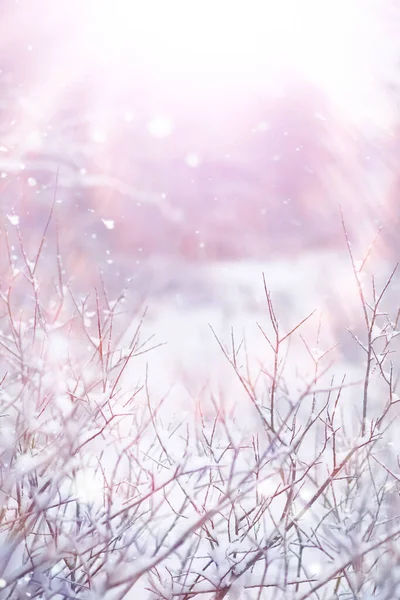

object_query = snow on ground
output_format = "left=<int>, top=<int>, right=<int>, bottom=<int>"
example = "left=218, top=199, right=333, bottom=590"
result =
left=119, top=250, right=395, bottom=419
left=112, top=247, right=400, bottom=453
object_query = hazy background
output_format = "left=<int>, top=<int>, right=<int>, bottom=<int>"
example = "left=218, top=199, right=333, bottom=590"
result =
left=1, top=0, right=400, bottom=386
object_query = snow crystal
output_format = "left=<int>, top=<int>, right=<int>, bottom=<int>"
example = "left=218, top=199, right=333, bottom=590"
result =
left=7, top=214, right=19, bottom=226
left=0, top=579, right=6, bottom=589
left=102, top=218, right=115, bottom=230
left=27, top=177, right=37, bottom=187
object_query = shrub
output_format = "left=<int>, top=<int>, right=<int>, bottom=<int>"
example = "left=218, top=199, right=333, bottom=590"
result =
left=0, top=211, right=400, bottom=600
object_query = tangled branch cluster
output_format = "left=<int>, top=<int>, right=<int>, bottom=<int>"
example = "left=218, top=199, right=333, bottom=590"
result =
left=0, top=211, right=399, bottom=600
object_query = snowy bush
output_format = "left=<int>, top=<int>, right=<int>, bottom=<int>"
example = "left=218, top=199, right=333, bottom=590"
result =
left=0, top=213, right=400, bottom=600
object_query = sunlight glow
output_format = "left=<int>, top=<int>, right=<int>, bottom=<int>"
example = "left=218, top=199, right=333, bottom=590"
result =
left=87, top=0, right=361, bottom=92
left=1, top=0, right=389, bottom=145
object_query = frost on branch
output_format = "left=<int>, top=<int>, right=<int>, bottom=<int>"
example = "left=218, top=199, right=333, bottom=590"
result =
left=0, top=217, right=400, bottom=599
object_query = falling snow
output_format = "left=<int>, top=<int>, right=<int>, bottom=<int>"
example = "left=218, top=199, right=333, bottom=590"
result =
left=7, top=214, right=19, bottom=225
left=1, top=0, right=400, bottom=597
left=102, top=218, right=115, bottom=229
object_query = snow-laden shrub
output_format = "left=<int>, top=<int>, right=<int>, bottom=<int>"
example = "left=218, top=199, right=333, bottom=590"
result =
left=0, top=215, right=400, bottom=600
